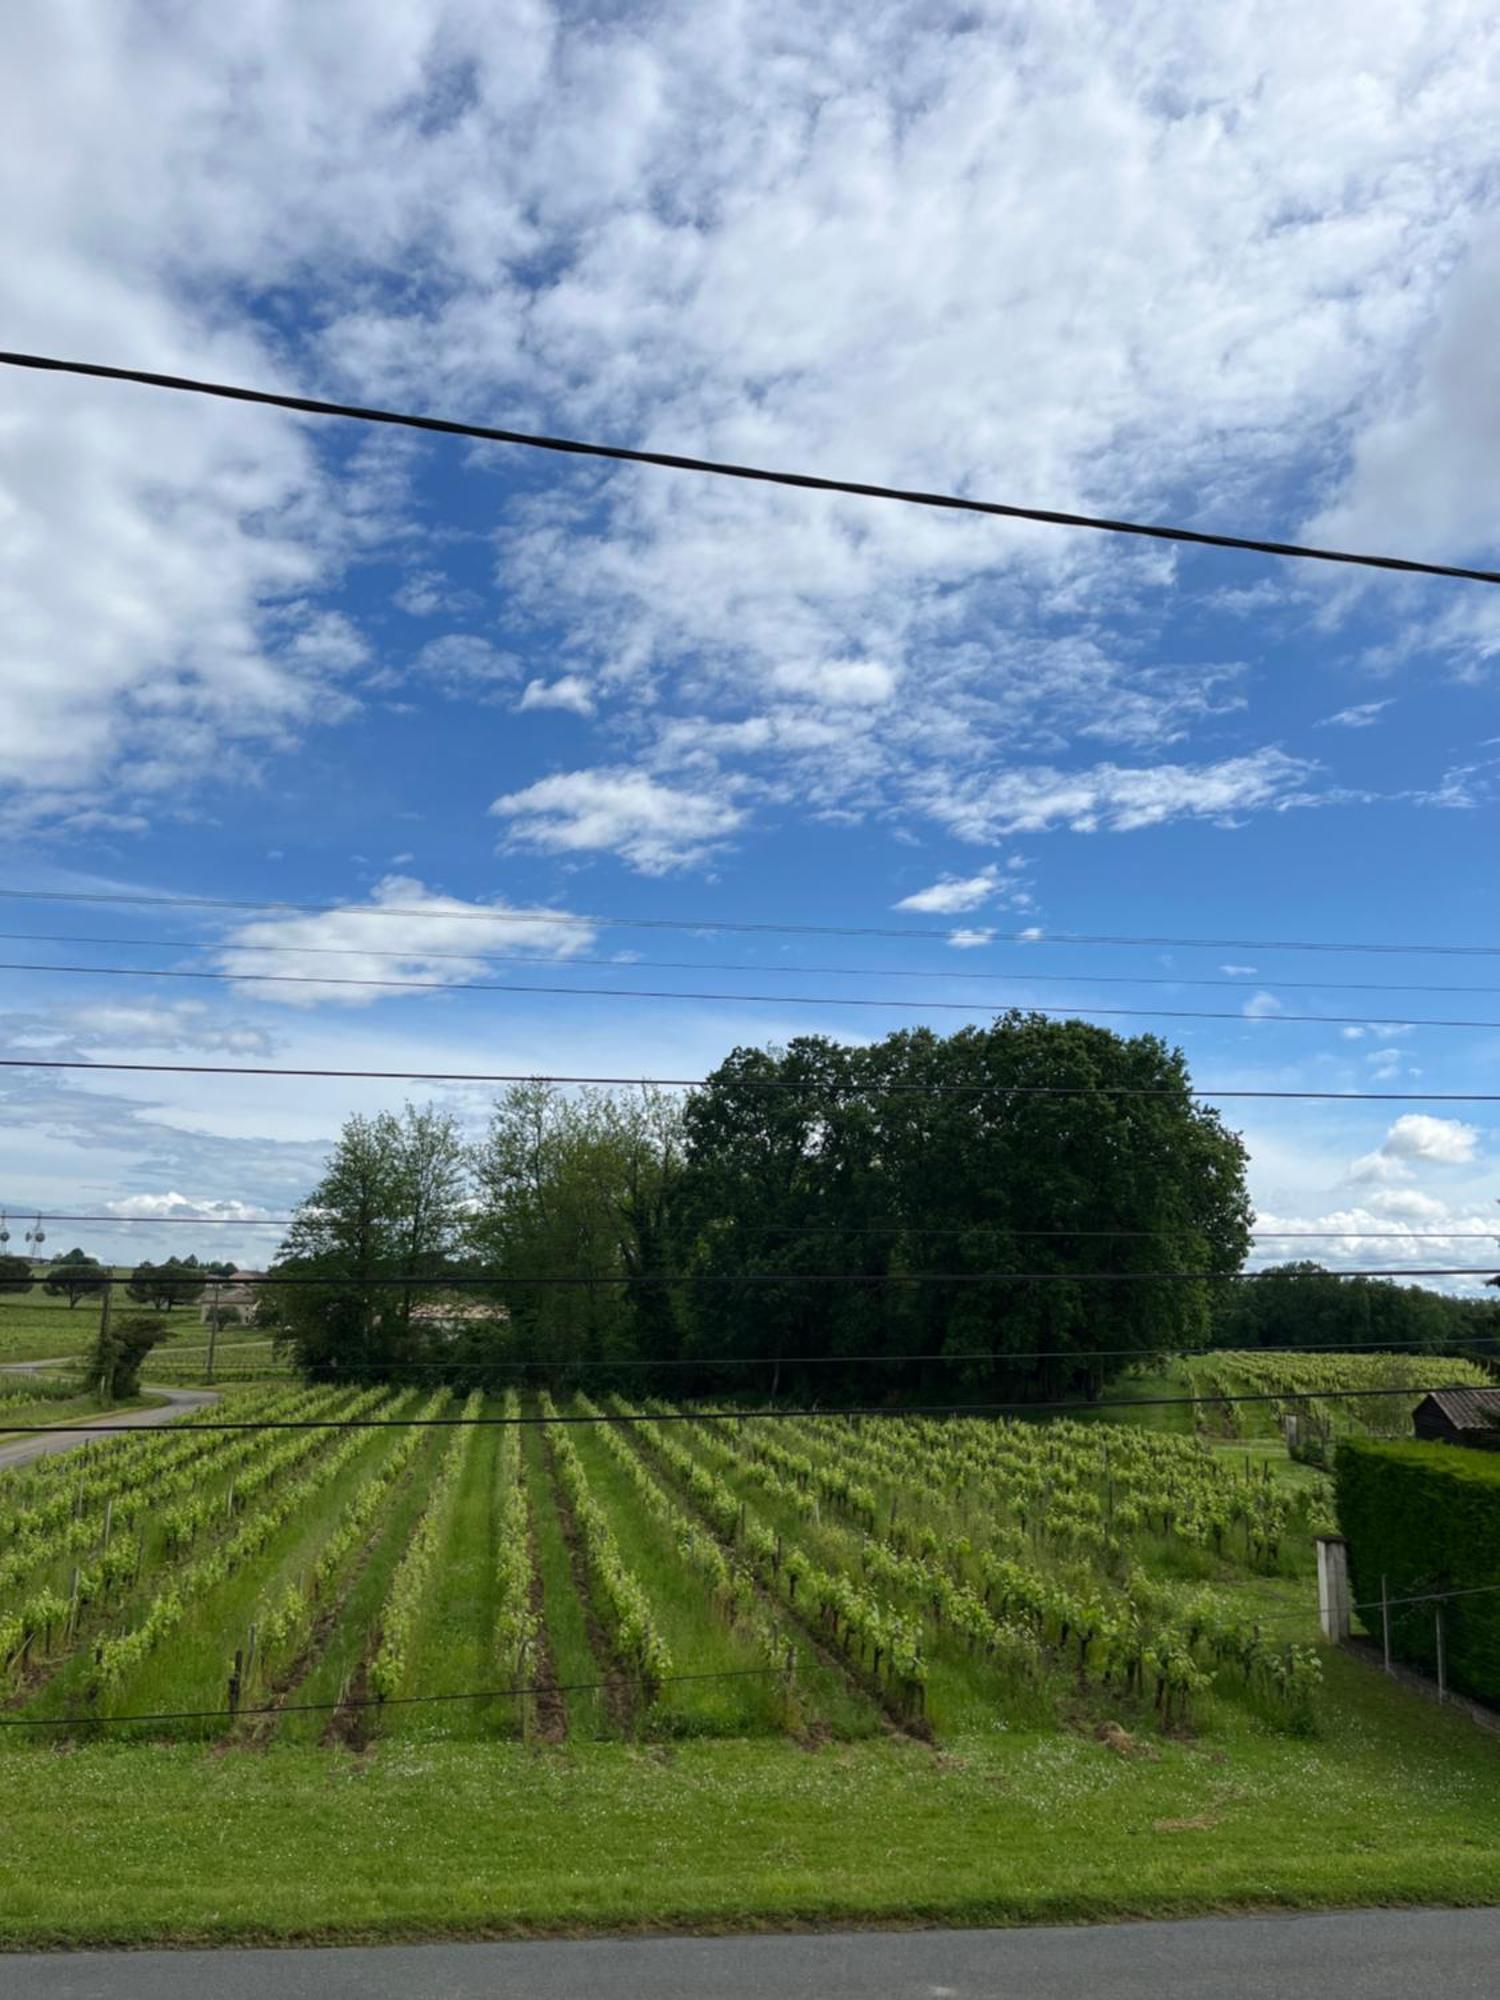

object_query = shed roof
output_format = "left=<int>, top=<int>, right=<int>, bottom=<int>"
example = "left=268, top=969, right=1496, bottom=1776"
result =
left=1419, top=1388, right=1500, bottom=1433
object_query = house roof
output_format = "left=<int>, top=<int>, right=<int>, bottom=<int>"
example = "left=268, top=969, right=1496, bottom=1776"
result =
left=1419, top=1388, right=1500, bottom=1433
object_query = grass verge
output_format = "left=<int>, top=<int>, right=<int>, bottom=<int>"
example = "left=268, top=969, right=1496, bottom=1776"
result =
left=1, top=1645, right=1498, bottom=1947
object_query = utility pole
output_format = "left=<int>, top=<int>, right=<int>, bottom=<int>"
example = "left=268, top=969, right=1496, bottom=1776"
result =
left=206, top=1282, right=221, bottom=1385
left=97, top=1275, right=113, bottom=1404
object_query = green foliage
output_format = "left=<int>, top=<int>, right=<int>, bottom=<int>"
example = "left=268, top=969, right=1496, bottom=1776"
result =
left=271, top=1104, right=470, bottom=1378
left=125, top=1259, right=207, bottom=1311
left=42, top=1250, right=108, bottom=1308
left=465, top=1081, right=684, bottom=1379
left=0, top=1253, right=34, bottom=1294
left=271, top=1019, right=1254, bottom=1402
left=87, top=1310, right=169, bottom=1400
left=1336, top=1439, right=1500, bottom=1702
left=675, top=1015, right=1251, bottom=1398
left=1214, top=1261, right=1500, bottom=1352
left=368, top=1392, right=477, bottom=1702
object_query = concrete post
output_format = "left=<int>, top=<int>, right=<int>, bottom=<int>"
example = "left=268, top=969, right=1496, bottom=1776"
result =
left=1316, top=1534, right=1351, bottom=1642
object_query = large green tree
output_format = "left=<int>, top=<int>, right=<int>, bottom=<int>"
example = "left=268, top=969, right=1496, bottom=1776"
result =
left=676, top=1016, right=1253, bottom=1399
left=465, top=1083, right=684, bottom=1382
left=269, top=1105, right=470, bottom=1378
left=42, top=1248, right=109, bottom=1310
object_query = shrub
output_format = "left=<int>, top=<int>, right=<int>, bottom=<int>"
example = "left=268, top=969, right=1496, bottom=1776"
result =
left=1336, top=1439, right=1500, bottom=1702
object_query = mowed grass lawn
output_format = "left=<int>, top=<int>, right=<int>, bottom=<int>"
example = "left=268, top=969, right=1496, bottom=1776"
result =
left=1, top=1645, right=1498, bottom=1947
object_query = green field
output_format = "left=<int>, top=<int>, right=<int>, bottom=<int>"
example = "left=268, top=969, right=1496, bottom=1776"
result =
left=0, top=1281, right=292, bottom=1379
left=0, top=1367, right=1497, bottom=1945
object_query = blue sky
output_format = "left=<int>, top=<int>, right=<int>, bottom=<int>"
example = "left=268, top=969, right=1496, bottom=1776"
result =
left=0, top=1, right=1496, bottom=1281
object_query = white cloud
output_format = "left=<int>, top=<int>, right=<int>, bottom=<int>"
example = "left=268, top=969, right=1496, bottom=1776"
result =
left=894, top=867, right=1004, bottom=915
left=490, top=767, right=745, bottom=873
left=947, top=928, right=996, bottom=950
left=769, top=659, right=898, bottom=705
left=1306, top=221, right=1500, bottom=580
left=5, top=4, right=1498, bottom=838
left=214, top=874, right=597, bottom=1007
left=1381, top=1113, right=1480, bottom=1164
left=1347, top=1112, right=1481, bottom=1184
left=1242, top=991, right=1283, bottom=1020
left=518, top=674, right=597, bottom=717
left=1253, top=1199, right=1500, bottom=1275
left=12, top=1000, right=277, bottom=1057
left=1318, top=699, right=1393, bottom=729
left=1220, top=964, right=1257, bottom=977
left=910, top=749, right=1317, bottom=840
left=104, top=1192, right=275, bottom=1222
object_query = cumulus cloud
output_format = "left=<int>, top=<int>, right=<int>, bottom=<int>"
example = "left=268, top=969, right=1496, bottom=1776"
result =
left=215, top=874, right=596, bottom=1007
left=1253, top=1198, right=1500, bottom=1274
left=947, top=928, right=996, bottom=950
left=4, top=3, right=1498, bottom=844
left=1347, top=1113, right=1481, bottom=1183
left=1381, top=1114, right=1481, bottom=1164
left=518, top=674, right=597, bottom=716
left=490, top=767, right=746, bottom=873
left=894, top=867, right=1005, bottom=915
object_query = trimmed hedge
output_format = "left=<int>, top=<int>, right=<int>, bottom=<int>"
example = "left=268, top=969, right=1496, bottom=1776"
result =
left=1336, top=1439, right=1500, bottom=1703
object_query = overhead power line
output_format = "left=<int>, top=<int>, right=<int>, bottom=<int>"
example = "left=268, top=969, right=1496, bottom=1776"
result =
left=5, top=1054, right=1500, bottom=1101
left=2, top=1382, right=1487, bottom=1434
left=15, top=927, right=1500, bottom=1001
left=7, top=1211, right=1497, bottom=1241
left=8, top=955, right=1500, bottom=1035
left=15, top=1265, right=1497, bottom=1288
left=104, top=1331, right=1500, bottom=1371
left=0, top=1665, right=784, bottom=1731
left=2, top=885, right=1497, bottom=960
left=4, top=348, right=1498, bottom=586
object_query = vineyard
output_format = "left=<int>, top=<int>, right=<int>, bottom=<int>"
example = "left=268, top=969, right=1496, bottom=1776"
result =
left=1173, top=1349, right=1493, bottom=1442
left=0, top=1387, right=1332, bottom=1746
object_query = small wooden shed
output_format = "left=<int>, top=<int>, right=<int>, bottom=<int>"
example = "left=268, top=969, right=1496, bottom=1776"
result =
left=1413, top=1387, right=1500, bottom=1451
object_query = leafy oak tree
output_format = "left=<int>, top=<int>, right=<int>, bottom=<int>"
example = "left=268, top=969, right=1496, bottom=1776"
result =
left=269, top=1105, right=470, bottom=1379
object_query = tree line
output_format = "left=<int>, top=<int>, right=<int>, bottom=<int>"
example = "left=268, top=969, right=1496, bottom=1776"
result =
left=268, top=1014, right=1273, bottom=1399
left=265, top=1014, right=1500, bottom=1397
left=0, top=1250, right=236, bottom=1309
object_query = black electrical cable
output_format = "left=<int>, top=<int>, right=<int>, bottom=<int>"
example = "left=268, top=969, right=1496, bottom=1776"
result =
left=96, top=1332, right=1500, bottom=1372
left=13, top=1265, right=1500, bottom=1288
left=1, top=1383, right=1490, bottom=1434
left=5, top=348, right=1498, bottom=585
left=15, top=926, right=1500, bottom=1001
left=0, top=1665, right=785, bottom=1730
left=4, top=1055, right=1498, bottom=1100
left=7, top=954, right=1500, bottom=1034
left=6, top=1212, right=1497, bottom=1240
left=3, top=884, right=1500, bottom=959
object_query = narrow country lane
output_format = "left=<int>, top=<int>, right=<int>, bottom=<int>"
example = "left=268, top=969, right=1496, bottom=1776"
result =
left=0, top=1359, right=217, bottom=1472
left=5, top=1910, right=1500, bottom=1999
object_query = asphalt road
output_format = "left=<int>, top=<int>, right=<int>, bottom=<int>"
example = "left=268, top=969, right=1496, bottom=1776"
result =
left=7, top=1911, right=1500, bottom=1999
left=0, top=1365, right=216, bottom=1472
